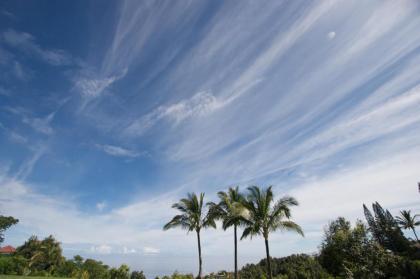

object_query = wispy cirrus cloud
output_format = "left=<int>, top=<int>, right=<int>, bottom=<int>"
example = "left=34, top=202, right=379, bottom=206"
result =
left=125, top=91, right=221, bottom=136
left=95, top=144, right=144, bottom=158
left=22, top=112, right=55, bottom=135
left=74, top=68, right=128, bottom=100
left=12, top=61, right=31, bottom=81
left=2, top=29, right=72, bottom=66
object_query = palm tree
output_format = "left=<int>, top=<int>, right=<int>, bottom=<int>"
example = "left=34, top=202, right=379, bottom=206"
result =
left=163, top=192, right=216, bottom=279
left=208, top=187, right=246, bottom=279
left=396, top=210, right=420, bottom=241
left=241, top=186, right=303, bottom=279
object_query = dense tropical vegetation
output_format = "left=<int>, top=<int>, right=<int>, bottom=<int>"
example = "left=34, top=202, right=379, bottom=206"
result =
left=1, top=186, right=420, bottom=279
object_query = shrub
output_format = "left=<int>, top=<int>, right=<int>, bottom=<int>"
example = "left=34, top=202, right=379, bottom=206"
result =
left=131, top=270, right=146, bottom=279
left=0, top=255, right=28, bottom=275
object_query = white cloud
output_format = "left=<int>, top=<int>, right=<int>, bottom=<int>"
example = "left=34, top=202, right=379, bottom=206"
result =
left=290, top=150, right=420, bottom=226
left=12, top=61, right=30, bottom=81
left=14, top=146, right=47, bottom=180
left=0, top=122, right=28, bottom=145
left=90, top=244, right=112, bottom=255
left=143, top=246, right=160, bottom=255
left=327, top=31, right=336, bottom=39
left=9, top=131, right=28, bottom=144
left=2, top=29, right=72, bottom=66
left=125, top=91, right=221, bottom=136
left=73, top=68, right=127, bottom=104
left=95, top=144, right=144, bottom=158
left=75, top=76, right=118, bottom=98
left=123, top=247, right=137, bottom=254
left=96, top=201, right=107, bottom=211
left=22, top=112, right=55, bottom=135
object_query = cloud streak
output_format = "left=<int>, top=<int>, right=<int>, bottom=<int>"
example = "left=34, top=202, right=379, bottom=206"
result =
left=95, top=144, right=145, bottom=158
left=2, top=29, right=72, bottom=66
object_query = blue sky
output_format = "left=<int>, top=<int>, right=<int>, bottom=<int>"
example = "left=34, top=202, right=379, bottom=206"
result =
left=1, top=0, right=420, bottom=277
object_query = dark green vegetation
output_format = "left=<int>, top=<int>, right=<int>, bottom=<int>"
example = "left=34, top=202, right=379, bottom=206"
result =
left=0, top=216, right=18, bottom=245
left=0, top=276, right=70, bottom=279
left=1, top=185, right=420, bottom=279
left=0, top=218, right=145, bottom=279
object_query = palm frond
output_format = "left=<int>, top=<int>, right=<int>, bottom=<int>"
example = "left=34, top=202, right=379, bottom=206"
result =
left=275, top=220, right=304, bottom=236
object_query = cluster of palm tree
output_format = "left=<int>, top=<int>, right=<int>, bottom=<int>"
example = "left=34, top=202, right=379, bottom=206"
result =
left=163, top=186, right=304, bottom=279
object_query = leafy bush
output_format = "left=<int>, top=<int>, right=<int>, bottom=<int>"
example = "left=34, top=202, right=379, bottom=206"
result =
left=16, top=235, right=64, bottom=275
left=110, top=264, right=130, bottom=279
left=158, top=272, right=194, bottom=279
left=131, top=270, right=146, bottom=279
left=0, top=255, right=28, bottom=275
left=319, top=217, right=401, bottom=278
left=268, top=254, right=330, bottom=279
left=82, top=258, right=111, bottom=279
left=239, top=263, right=266, bottom=279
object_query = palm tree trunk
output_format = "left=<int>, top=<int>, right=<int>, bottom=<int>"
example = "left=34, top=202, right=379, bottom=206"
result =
left=264, top=237, right=272, bottom=279
left=234, top=225, right=238, bottom=279
left=412, top=227, right=419, bottom=241
left=197, top=230, right=203, bottom=279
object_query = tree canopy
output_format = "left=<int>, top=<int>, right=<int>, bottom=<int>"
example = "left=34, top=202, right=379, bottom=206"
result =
left=0, top=215, right=19, bottom=244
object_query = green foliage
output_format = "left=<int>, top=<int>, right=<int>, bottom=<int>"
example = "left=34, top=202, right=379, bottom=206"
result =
left=110, top=264, right=130, bottom=279
left=82, top=258, right=110, bottom=279
left=164, top=192, right=216, bottom=232
left=55, top=259, right=78, bottom=278
left=0, top=216, right=19, bottom=244
left=208, top=187, right=246, bottom=230
left=363, top=202, right=411, bottom=254
left=157, top=272, right=194, bottom=279
left=204, top=271, right=232, bottom=279
left=396, top=210, right=420, bottom=241
left=239, top=263, right=266, bottom=279
left=0, top=255, right=28, bottom=275
left=15, top=235, right=64, bottom=275
left=239, top=254, right=329, bottom=279
left=0, top=276, right=70, bottom=279
left=2, top=235, right=144, bottom=279
left=241, top=186, right=303, bottom=240
left=130, top=270, right=146, bottom=279
left=267, top=254, right=330, bottom=279
left=319, top=217, right=401, bottom=278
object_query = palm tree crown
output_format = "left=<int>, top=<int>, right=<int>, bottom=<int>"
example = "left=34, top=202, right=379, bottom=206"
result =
left=241, top=186, right=303, bottom=240
left=164, top=192, right=216, bottom=232
left=208, top=187, right=246, bottom=230
left=395, top=210, right=419, bottom=241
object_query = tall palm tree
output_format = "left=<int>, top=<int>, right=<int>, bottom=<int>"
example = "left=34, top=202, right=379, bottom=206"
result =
left=396, top=210, right=420, bottom=241
left=208, top=187, right=246, bottom=279
left=241, top=186, right=303, bottom=279
left=163, top=192, right=216, bottom=279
